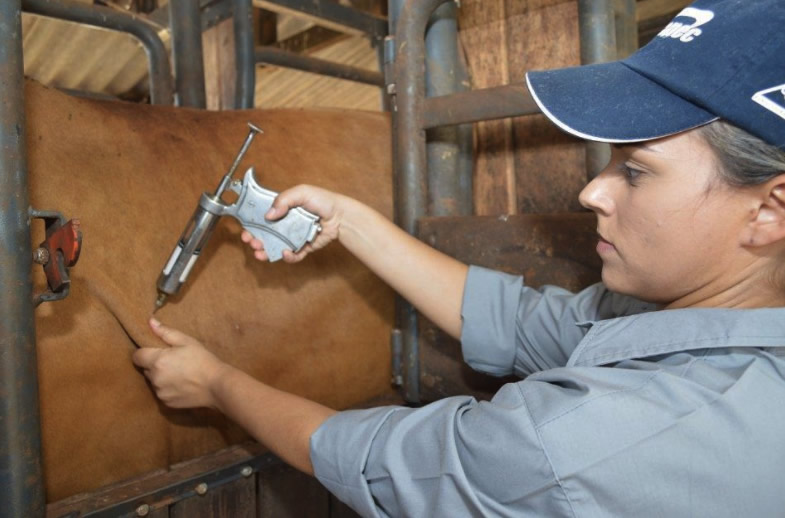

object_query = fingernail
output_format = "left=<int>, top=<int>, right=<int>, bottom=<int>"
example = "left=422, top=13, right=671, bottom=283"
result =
left=150, top=318, right=161, bottom=328
left=265, top=207, right=276, bottom=219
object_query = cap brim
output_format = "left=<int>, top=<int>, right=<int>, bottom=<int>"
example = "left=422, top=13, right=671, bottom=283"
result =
left=525, top=61, right=718, bottom=143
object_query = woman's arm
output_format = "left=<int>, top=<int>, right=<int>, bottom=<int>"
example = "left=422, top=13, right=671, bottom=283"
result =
left=244, top=186, right=468, bottom=339
left=133, top=319, right=334, bottom=475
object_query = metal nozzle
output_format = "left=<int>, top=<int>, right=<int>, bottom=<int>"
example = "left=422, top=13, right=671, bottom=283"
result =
left=153, top=292, right=167, bottom=314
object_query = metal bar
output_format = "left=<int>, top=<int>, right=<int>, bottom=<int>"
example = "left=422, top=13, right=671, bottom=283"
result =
left=233, top=0, right=255, bottom=109
left=169, top=0, right=207, bottom=108
left=255, top=46, right=384, bottom=86
left=254, top=0, right=387, bottom=40
left=578, top=0, right=616, bottom=178
left=423, top=83, right=540, bottom=129
left=393, top=0, right=452, bottom=403
left=21, top=0, right=174, bottom=105
left=0, top=1, right=46, bottom=516
left=424, top=1, right=471, bottom=217
left=149, top=0, right=233, bottom=32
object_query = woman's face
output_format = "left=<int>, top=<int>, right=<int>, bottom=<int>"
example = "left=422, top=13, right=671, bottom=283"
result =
left=578, top=130, right=755, bottom=306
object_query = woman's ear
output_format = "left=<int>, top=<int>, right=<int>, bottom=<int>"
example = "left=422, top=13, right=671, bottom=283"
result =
left=740, top=174, right=785, bottom=248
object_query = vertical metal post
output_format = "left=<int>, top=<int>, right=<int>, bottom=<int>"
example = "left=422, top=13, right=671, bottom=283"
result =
left=169, top=0, right=207, bottom=108
left=424, top=1, right=472, bottom=217
left=393, top=0, right=451, bottom=403
left=0, top=1, right=46, bottom=516
left=578, top=0, right=616, bottom=178
left=233, top=0, right=255, bottom=109
left=614, top=0, right=638, bottom=58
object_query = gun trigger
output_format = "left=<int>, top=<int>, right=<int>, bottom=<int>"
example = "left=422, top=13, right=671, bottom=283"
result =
left=228, top=180, right=243, bottom=195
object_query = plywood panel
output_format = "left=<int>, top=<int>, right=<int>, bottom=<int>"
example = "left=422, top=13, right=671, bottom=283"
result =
left=459, top=0, right=585, bottom=215
left=460, top=19, right=515, bottom=215
left=508, top=3, right=585, bottom=213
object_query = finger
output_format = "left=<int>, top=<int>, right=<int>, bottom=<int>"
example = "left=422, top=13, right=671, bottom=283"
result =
left=249, top=238, right=263, bottom=250
left=254, top=249, right=269, bottom=261
left=241, top=230, right=252, bottom=243
left=133, top=347, right=162, bottom=369
left=149, top=318, right=199, bottom=348
left=267, top=185, right=310, bottom=221
left=282, top=249, right=305, bottom=263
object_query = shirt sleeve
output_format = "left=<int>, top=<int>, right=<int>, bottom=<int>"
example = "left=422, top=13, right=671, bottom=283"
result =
left=310, top=382, right=569, bottom=518
left=460, top=265, right=653, bottom=377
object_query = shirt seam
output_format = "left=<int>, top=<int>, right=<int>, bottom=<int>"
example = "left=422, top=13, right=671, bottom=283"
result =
left=566, top=322, right=602, bottom=367
left=576, top=335, right=783, bottom=365
left=535, top=370, right=662, bottom=429
left=516, top=382, right=578, bottom=518
left=678, top=349, right=710, bottom=378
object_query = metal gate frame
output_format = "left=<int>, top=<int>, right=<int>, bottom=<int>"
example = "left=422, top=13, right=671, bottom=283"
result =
left=0, top=0, right=630, bottom=515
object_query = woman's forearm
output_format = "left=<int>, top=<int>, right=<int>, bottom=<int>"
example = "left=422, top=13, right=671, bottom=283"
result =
left=211, top=365, right=336, bottom=475
left=338, top=197, right=469, bottom=339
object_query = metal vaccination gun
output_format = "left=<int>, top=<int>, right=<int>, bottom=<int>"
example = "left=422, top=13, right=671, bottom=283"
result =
left=153, top=123, right=321, bottom=313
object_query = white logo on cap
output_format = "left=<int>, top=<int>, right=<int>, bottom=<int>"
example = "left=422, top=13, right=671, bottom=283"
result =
left=752, top=83, right=785, bottom=121
left=658, top=7, right=715, bottom=42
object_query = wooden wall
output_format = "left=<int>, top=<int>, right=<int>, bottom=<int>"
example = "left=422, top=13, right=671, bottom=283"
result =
left=458, top=0, right=587, bottom=216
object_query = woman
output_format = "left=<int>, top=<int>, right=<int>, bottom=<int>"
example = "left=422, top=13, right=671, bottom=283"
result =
left=133, top=0, right=785, bottom=515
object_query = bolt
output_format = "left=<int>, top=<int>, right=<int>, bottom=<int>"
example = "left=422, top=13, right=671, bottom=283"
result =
left=241, top=466, right=253, bottom=478
left=32, top=247, right=49, bottom=265
left=135, top=504, right=150, bottom=517
left=195, top=482, right=208, bottom=496
left=386, top=83, right=396, bottom=95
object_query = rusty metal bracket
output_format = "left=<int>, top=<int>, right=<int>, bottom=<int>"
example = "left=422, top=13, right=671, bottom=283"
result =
left=30, top=209, right=82, bottom=307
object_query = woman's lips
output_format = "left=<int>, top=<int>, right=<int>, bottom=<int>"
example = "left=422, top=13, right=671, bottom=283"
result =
left=596, top=235, right=616, bottom=255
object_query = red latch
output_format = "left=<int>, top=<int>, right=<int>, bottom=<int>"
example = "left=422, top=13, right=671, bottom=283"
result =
left=31, top=210, right=83, bottom=306
left=41, top=219, right=82, bottom=293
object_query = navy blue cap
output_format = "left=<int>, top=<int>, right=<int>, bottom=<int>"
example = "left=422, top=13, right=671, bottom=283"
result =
left=525, top=0, right=785, bottom=149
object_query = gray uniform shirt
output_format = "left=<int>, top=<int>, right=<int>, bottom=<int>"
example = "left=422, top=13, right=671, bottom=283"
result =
left=310, top=266, right=785, bottom=517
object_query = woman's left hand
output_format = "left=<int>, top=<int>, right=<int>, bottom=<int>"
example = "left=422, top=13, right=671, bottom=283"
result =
left=133, top=319, right=230, bottom=409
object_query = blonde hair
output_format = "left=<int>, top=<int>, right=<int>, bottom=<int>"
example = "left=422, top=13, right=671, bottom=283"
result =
left=699, top=121, right=785, bottom=186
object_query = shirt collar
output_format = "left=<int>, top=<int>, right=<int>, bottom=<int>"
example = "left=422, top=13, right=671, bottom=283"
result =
left=568, top=306, right=785, bottom=367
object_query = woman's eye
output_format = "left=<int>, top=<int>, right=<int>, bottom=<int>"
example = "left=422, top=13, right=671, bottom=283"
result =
left=617, top=163, right=643, bottom=184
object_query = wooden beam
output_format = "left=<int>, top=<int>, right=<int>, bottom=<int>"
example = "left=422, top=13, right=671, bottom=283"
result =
left=255, top=8, right=277, bottom=46
left=252, top=0, right=386, bottom=38
left=275, top=25, right=349, bottom=54
left=636, top=0, right=691, bottom=22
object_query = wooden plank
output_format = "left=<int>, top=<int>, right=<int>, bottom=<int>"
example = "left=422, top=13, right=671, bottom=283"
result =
left=459, top=17, right=515, bottom=215
left=258, top=464, right=330, bottom=518
left=47, top=443, right=271, bottom=517
left=170, top=478, right=256, bottom=518
left=417, top=213, right=601, bottom=402
left=119, top=505, right=170, bottom=518
left=460, top=0, right=584, bottom=215
left=276, top=26, right=349, bottom=55
left=252, top=0, right=384, bottom=38
left=506, top=2, right=585, bottom=214
left=203, top=17, right=237, bottom=110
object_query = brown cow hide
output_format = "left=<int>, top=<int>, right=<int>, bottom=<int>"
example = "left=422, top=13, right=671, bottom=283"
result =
left=25, top=80, right=395, bottom=502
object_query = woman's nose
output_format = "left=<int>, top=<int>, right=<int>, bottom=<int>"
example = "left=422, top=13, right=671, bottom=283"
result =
left=579, top=175, right=614, bottom=216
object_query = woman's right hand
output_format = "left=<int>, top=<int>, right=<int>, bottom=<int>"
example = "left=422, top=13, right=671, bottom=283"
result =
left=241, top=184, right=347, bottom=263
